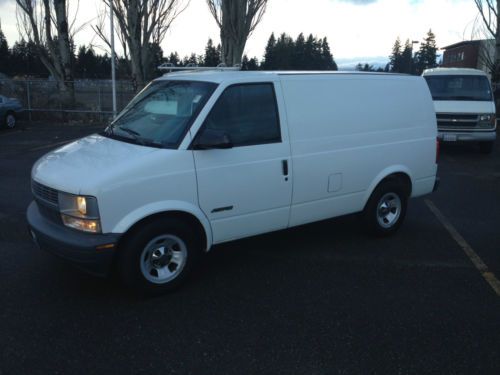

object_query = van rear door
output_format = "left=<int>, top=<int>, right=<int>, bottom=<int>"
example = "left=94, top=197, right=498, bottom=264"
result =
left=192, top=82, right=292, bottom=243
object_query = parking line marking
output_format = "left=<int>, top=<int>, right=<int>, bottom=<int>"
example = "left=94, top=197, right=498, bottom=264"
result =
left=425, top=199, right=500, bottom=296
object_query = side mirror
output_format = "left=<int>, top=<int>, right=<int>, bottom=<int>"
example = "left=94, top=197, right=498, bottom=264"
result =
left=193, top=128, right=233, bottom=150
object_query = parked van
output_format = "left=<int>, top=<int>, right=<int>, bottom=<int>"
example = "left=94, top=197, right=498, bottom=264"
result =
left=27, top=71, right=439, bottom=293
left=423, top=68, right=496, bottom=154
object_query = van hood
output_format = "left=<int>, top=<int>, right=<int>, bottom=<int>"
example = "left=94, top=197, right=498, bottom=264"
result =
left=31, top=134, right=158, bottom=194
left=433, top=100, right=495, bottom=114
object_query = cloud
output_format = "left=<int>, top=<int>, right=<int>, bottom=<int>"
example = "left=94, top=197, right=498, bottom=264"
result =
left=0, top=0, right=480, bottom=62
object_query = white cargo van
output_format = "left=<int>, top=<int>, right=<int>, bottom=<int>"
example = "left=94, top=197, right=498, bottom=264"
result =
left=423, top=68, right=496, bottom=154
left=27, top=71, right=439, bottom=293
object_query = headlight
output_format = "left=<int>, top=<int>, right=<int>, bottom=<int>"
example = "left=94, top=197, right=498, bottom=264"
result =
left=479, top=114, right=496, bottom=128
left=58, top=192, right=101, bottom=233
left=76, top=196, right=87, bottom=215
left=61, top=215, right=101, bottom=233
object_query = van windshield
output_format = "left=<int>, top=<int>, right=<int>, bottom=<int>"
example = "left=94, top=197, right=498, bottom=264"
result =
left=103, top=80, right=217, bottom=148
left=424, top=75, right=492, bottom=101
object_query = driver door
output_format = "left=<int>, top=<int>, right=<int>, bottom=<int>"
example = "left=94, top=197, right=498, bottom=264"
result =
left=192, top=82, right=292, bottom=244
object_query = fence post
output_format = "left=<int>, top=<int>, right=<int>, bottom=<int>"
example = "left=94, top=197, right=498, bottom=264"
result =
left=26, top=79, right=32, bottom=122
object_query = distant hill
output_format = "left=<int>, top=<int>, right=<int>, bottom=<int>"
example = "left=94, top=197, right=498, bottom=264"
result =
left=336, top=57, right=389, bottom=71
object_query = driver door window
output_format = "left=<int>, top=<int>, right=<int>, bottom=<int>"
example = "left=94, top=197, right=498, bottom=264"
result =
left=202, top=83, right=281, bottom=146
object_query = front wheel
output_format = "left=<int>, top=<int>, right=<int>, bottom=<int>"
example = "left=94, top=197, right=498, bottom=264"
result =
left=4, top=112, right=16, bottom=129
left=362, top=180, right=408, bottom=237
left=117, top=218, right=201, bottom=295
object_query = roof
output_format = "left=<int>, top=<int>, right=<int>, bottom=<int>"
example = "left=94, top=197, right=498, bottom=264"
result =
left=422, top=68, right=488, bottom=76
left=156, top=70, right=407, bottom=84
left=441, top=39, right=487, bottom=50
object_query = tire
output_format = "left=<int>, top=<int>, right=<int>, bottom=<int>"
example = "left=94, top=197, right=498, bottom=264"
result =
left=479, top=141, right=494, bottom=155
left=117, top=217, right=202, bottom=295
left=362, top=179, right=408, bottom=237
left=4, top=112, right=16, bottom=129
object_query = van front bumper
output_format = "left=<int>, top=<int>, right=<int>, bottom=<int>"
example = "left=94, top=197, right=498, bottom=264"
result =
left=27, top=201, right=120, bottom=276
left=437, top=131, right=496, bottom=142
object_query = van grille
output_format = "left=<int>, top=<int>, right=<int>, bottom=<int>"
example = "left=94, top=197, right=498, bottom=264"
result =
left=32, top=180, right=59, bottom=206
left=37, top=202, right=62, bottom=224
left=436, top=113, right=479, bottom=130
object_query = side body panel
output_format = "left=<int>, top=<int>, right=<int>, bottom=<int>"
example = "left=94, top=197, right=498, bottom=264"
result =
left=279, top=74, right=437, bottom=227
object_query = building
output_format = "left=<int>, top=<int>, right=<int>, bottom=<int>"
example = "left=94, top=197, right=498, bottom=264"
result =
left=441, top=39, right=494, bottom=74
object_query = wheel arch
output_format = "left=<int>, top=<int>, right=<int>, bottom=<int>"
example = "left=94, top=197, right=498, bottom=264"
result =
left=362, top=166, right=413, bottom=209
left=111, top=202, right=213, bottom=251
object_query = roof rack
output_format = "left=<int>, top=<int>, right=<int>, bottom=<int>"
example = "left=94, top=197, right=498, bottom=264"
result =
left=158, top=63, right=241, bottom=72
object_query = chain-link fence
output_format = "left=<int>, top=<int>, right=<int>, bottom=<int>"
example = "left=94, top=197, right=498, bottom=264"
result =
left=0, top=78, right=139, bottom=123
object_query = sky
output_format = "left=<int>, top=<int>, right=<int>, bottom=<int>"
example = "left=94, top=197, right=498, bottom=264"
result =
left=0, top=0, right=481, bottom=67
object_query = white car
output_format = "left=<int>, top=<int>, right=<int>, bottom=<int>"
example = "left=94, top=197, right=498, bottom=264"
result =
left=423, top=68, right=496, bottom=154
left=27, top=70, right=439, bottom=294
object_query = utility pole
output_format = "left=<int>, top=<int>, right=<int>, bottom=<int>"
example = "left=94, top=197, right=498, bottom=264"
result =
left=110, top=0, right=117, bottom=117
left=409, top=40, right=419, bottom=75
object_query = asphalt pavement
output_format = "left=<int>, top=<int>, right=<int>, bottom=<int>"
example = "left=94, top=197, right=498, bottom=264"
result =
left=0, top=123, right=499, bottom=374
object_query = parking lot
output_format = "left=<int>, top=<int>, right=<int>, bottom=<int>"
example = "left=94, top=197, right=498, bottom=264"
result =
left=1, top=123, right=499, bottom=374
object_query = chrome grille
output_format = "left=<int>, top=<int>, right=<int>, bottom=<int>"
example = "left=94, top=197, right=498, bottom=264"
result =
left=436, top=113, right=479, bottom=130
left=32, top=180, right=59, bottom=206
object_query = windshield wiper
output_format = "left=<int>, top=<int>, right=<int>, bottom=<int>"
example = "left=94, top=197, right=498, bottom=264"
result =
left=114, top=126, right=148, bottom=145
left=117, top=126, right=141, bottom=137
left=113, top=126, right=164, bottom=148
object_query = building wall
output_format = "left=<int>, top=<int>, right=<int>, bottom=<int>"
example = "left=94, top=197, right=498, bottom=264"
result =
left=477, top=40, right=495, bottom=74
left=442, top=43, right=479, bottom=68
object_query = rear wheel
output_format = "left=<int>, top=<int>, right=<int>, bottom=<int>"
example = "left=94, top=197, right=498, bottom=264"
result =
left=362, top=179, right=408, bottom=236
left=4, top=112, right=16, bottom=129
left=479, top=141, right=494, bottom=154
left=117, top=218, right=202, bottom=295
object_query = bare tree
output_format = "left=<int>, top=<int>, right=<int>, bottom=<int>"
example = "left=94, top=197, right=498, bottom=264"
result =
left=470, top=16, right=495, bottom=75
left=206, top=0, right=268, bottom=66
left=473, top=0, right=500, bottom=82
left=98, top=0, right=190, bottom=88
left=91, top=5, right=129, bottom=62
left=16, top=0, right=83, bottom=99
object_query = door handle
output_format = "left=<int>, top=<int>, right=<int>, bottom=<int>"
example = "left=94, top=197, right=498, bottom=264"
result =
left=282, top=160, right=288, bottom=176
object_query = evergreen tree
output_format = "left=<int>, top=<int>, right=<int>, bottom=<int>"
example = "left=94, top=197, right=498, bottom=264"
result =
left=415, top=29, right=438, bottom=75
left=356, top=63, right=375, bottom=72
left=0, top=22, right=9, bottom=75
left=262, top=33, right=277, bottom=70
left=320, top=37, right=337, bottom=70
left=262, top=32, right=337, bottom=70
left=274, top=33, right=295, bottom=70
left=400, top=39, right=414, bottom=74
left=75, top=46, right=99, bottom=79
left=96, top=53, right=111, bottom=79
left=181, top=53, right=199, bottom=66
left=304, top=34, right=316, bottom=68
left=292, top=33, right=307, bottom=69
left=9, top=39, right=48, bottom=77
left=241, top=55, right=259, bottom=70
left=146, top=42, right=164, bottom=80
left=389, top=37, right=403, bottom=73
left=202, top=39, right=221, bottom=67
left=166, top=52, right=181, bottom=66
